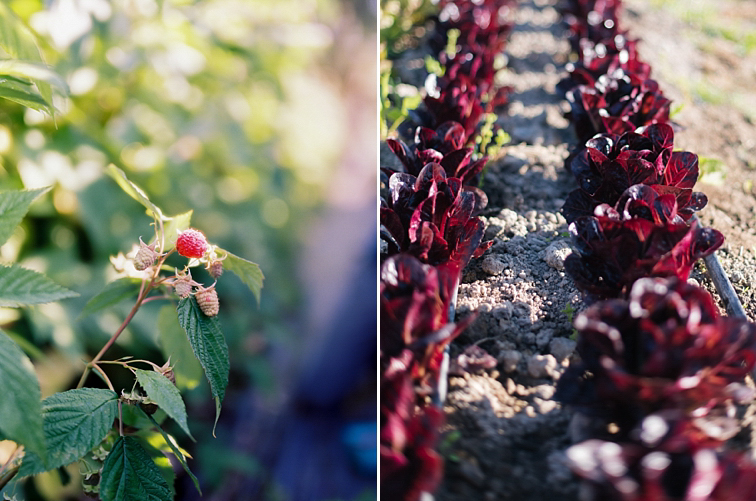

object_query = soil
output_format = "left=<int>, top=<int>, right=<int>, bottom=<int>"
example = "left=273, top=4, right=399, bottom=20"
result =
left=384, top=0, right=756, bottom=500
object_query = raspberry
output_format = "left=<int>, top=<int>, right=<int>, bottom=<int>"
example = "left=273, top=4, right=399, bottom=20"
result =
left=176, top=228, right=208, bottom=258
left=133, top=239, right=158, bottom=271
left=173, top=276, right=193, bottom=298
left=156, top=360, right=176, bottom=385
left=207, top=259, right=224, bottom=279
left=196, top=286, right=219, bottom=317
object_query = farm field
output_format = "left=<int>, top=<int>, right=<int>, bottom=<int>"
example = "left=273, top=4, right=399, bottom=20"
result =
left=381, top=0, right=756, bottom=499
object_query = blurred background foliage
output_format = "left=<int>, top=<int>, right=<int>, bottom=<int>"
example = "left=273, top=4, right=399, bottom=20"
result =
left=0, top=0, right=376, bottom=499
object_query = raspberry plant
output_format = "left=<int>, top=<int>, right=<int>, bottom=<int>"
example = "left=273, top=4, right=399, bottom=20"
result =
left=0, top=167, right=263, bottom=500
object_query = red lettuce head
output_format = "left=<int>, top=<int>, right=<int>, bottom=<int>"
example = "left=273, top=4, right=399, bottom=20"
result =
left=567, top=437, right=756, bottom=501
left=562, top=124, right=708, bottom=223
left=564, top=205, right=723, bottom=300
left=566, top=68, right=671, bottom=143
left=381, top=164, right=492, bottom=272
left=385, top=121, right=488, bottom=186
left=557, top=277, right=756, bottom=433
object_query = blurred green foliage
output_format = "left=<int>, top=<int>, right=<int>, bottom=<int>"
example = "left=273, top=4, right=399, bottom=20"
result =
left=379, top=0, right=437, bottom=139
left=0, top=0, right=375, bottom=498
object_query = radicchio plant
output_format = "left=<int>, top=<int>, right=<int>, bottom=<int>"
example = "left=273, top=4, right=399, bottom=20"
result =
left=566, top=68, right=671, bottom=143
left=562, top=123, right=708, bottom=223
left=560, top=34, right=650, bottom=92
left=557, top=278, right=756, bottom=500
left=559, top=0, right=623, bottom=53
left=381, top=163, right=492, bottom=277
left=385, top=121, right=488, bottom=186
left=564, top=195, right=723, bottom=300
left=380, top=254, right=477, bottom=501
left=566, top=438, right=756, bottom=501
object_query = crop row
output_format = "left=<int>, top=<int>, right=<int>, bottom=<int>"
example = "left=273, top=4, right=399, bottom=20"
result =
left=379, top=0, right=515, bottom=499
left=554, top=1, right=756, bottom=500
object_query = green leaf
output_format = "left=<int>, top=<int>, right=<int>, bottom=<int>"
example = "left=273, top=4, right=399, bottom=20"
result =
left=221, top=250, right=264, bottom=304
left=0, top=187, right=49, bottom=246
left=0, top=3, right=56, bottom=114
left=135, top=369, right=193, bottom=441
left=142, top=410, right=201, bottom=495
left=176, top=297, right=229, bottom=435
left=79, top=277, right=142, bottom=319
left=107, top=164, right=164, bottom=220
left=18, top=388, right=118, bottom=476
left=157, top=305, right=203, bottom=390
left=0, top=60, right=68, bottom=94
left=137, top=435, right=176, bottom=499
left=0, top=263, right=78, bottom=307
left=0, top=329, right=46, bottom=461
left=100, top=436, right=174, bottom=501
left=0, top=81, right=49, bottom=113
left=157, top=210, right=192, bottom=252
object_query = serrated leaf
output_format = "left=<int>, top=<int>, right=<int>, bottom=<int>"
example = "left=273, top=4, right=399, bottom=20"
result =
left=0, top=263, right=78, bottom=307
left=0, top=4, right=55, bottom=114
left=0, top=187, right=49, bottom=246
left=142, top=410, right=201, bottom=495
left=221, top=250, right=264, bottom=304
left=107, top=164, right=164, bottom=220
left=79, top=277, right=141, bottom=318
left=18, top=388, right=118, bottom=476
left=138, top=435, right=176, bottom=499
left=176, top=297, right=229, bottom=434
left=100, top=436, right=173, bottom=501
left=0, top=329, right=46, bottom=461
left=157, top=305, right=203, bottom=390
left=135, top=369, right=193, bottom=441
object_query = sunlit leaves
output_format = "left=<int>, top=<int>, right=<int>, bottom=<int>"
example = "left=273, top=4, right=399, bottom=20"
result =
left=221, top=250, right=264, bottom=304
left=107, top=165, right=164, bottom=220
left=0, top=187, right=49, bottom=246
left=0, top=3, right=59, bottom=115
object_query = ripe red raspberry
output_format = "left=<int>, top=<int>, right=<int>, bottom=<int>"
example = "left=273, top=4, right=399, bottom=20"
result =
left=195, top=286, right=219, bottom=317
left=176, top=229, right=208, bottom=258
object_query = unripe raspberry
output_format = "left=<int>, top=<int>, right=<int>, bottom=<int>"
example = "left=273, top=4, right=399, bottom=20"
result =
left=156, top=360, right=176, bottom=385
left=196, top=286, right=219, bottom=317
left=176, top=228, right=208, bottom=258
left=139, top=399, right=158, bottom=415
left=207, top=259, right=224, bottom=279
left=173, top=276, right=193, bottom=298
left=133, top=239, right=158, bottom=271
